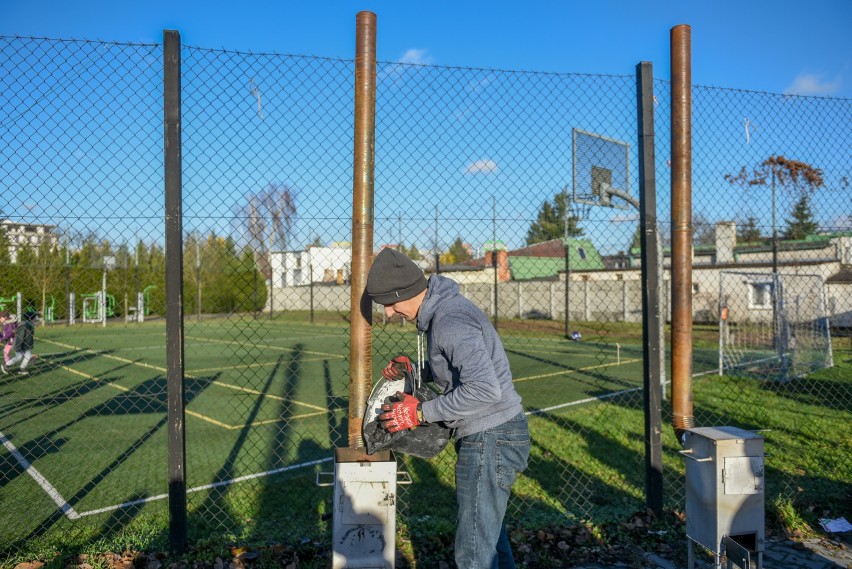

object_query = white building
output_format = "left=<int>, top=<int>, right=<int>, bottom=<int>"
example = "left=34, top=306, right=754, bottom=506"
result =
left=271, top=242, right=352, bottom=287
left=0, top=220, right=57, bottom=263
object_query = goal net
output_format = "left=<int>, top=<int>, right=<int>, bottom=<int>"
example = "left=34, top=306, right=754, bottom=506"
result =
left=718, top=271, right=833, bottom=381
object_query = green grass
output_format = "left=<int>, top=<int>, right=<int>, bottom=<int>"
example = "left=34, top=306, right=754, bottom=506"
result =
left=0, top=315, right=849, bottom=566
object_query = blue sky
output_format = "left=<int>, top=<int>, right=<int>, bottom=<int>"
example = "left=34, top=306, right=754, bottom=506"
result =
left=2, top=1, right=850, bottom=255
left=3, top=0, right=851, bottom=98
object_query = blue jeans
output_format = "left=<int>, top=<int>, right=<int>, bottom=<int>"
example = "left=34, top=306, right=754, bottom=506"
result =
left=454, top=412, right=530, bottom=569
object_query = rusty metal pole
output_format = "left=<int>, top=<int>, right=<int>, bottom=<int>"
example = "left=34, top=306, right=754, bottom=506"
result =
left=670, top=24, right=694, bottom=445
left=349, top=11, right=377, bottom=450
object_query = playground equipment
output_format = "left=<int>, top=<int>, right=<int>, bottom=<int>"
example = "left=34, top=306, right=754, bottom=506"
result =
left=143, top=285, right=156, bottom=316
left=44, top=294, right=56, bottom=324
left=0, top=293, right=22, bottom=320
left=82, top=292, right=116, bottom=324
left=129, top=285, right=157, bottom=322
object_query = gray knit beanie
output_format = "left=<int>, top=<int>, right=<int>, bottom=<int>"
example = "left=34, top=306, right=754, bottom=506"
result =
left=366, top=248, right=427, bottom=305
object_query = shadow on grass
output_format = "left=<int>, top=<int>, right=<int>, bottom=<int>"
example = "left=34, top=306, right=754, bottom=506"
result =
left=1, top=371, right=218, bottom=558
left=184, top=349, right=289, bottom=543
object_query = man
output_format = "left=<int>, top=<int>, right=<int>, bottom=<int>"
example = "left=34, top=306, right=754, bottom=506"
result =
left=366, top=247, right=529, bottom=569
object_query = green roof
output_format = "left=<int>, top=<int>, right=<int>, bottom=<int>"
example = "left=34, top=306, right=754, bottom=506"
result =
left=509, top=239, right=604, bottom=280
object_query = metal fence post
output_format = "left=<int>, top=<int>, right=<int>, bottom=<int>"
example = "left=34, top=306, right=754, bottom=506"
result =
left=163, top=28, right=187, bottom=555
left=637, top=60, right=663, bottom=515
left=349, top=10, right=377, bottom=449
left=670, top=24, right=695, bottom=444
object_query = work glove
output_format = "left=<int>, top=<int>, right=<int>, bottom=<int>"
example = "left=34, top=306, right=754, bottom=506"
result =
left=381, top=355, right=413, bottom=381
left=379, top=391, right=423, bottom=433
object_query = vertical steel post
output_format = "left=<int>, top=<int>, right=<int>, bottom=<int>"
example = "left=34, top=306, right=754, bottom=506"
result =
left=492, top=196, right=499, bottom=330
left=564, top=242, right=571, bottom=338
left=434, top=205, right=440, bottom=274
left=670, top=24, right=695, bottom=444
left=135, top=245, right=140, bottom=322
left=310, top=260, right=315, bottom=324
left=163, top=28, right=187, bottom=554
left=637, top=61, right=663, bottom=515
left=65, top=245, right=71, bottom=326
left=101, top=268, right=107, bottom=328
left=196, top=241, right=201, bottom=322
left=349, top=11, right=377, bottom=449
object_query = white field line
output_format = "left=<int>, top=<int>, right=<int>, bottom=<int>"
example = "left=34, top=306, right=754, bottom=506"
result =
left=0, top=430, right=81, bottom=520
left=75, top=456, right=333, bottom=518
left=513, top=358, right=642, bottom=383
left=184, top=334, right=344, bottom=359
left=526, top=386, right=644, bottom=415
left=41, top=338, right=325, bottom=414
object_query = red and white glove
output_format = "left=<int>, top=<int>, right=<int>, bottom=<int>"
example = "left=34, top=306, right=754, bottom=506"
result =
left=381, top=355, right=413, bottom=381
left=379, top=391, right=422, bottom=432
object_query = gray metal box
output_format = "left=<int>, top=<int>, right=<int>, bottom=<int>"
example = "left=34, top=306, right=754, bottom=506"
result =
left=683, top=426, right=765, bottom=560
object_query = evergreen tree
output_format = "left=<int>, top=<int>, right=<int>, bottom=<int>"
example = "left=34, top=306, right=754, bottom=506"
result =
left=784, top=194, right=819, bottom=240
left=526, top=191, right=583, bottom=245
left=446, top=237, right=472, bottom=264
left=399, top=243, right=421, bottom=261
left=737, top=217, right=762, bottom=243
left=629, top=225, right=641, bottom=251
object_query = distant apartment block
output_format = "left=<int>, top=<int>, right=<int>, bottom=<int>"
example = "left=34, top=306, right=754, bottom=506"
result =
left=1, top=220, right=57, bottom=263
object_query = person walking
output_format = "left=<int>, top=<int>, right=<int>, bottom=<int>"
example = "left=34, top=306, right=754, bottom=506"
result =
left=367, top=247, right=529, bottom=569
left=0, top=310, right=17, bottom=368
left=6, top=307, right=36, bottom=375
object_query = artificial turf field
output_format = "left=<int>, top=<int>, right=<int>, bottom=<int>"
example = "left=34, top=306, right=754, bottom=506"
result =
left=0, top=315, right=718, bottom=546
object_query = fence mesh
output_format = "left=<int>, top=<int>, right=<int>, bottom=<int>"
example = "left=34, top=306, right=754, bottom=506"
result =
left=0, top=34, right=850, bottom=561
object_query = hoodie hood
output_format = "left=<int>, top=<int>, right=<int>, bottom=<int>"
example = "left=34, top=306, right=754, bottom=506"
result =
left=416, top=275, right=459, bottom=332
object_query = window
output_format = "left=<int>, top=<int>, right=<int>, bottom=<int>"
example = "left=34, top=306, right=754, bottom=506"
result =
left=748, top=281, right=773, bottom=309
left=577, top=247, right=587, bottom=260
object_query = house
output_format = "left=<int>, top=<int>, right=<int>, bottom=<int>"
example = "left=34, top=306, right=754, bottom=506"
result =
left=270, top=242, right=352, bottom=287
left=1, top=220, right=57, bottom=263
left=506, top=238, right=604, bottom=281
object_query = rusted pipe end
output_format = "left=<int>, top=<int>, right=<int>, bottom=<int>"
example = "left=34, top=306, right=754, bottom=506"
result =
left=348, top=418, right=365, bottom=449
left=673, top=414, right=695, bottom=447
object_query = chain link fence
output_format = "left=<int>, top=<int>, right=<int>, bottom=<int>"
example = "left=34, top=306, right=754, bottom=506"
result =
left=0, top=34, right=849, bottom=561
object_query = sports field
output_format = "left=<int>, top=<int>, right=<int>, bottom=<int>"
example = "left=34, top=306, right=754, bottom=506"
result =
left=0, top=316, right=714, bottom=546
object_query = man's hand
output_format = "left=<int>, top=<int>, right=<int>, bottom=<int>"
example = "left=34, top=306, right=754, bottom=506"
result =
left=381, top=355, right=413, bottom=381
left=379, top=392, right=422, bottom=432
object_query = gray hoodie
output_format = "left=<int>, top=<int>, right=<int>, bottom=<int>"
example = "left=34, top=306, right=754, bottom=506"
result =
left=417, top=275, right=523, bottom=437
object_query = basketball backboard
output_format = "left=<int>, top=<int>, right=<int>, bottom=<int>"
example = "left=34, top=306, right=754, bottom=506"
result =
left=572, top=128, right=634, bottom=210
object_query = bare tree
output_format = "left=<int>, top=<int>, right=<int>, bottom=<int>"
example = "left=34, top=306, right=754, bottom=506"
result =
left=725, top=155, right=824, bottom=271
left=239, top=183, right=298, bottom=279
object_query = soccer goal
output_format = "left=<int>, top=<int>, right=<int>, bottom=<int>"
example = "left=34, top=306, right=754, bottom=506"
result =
left=718, top=271, right=833, bottom=381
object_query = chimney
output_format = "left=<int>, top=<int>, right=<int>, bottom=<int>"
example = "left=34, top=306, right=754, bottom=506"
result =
left=715, top=221, right=736, bottom=265
left=484, top=241, right=511, bottom=282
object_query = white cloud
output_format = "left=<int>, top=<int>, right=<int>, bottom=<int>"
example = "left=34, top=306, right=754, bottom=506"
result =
left=466, top=75, right=495, bottom=94
left=783, top=73, right=842, bottom=96
left=398, top=49, right=433, bottom=65
left=465, top=159, right=498, bottom=174
left=378, top=49, right=433, bottom=87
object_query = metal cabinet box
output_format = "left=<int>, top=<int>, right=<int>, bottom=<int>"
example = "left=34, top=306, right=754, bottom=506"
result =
left=331, top=449, right=397, bottom=569
left=684, top=426, right=765, bottom=563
